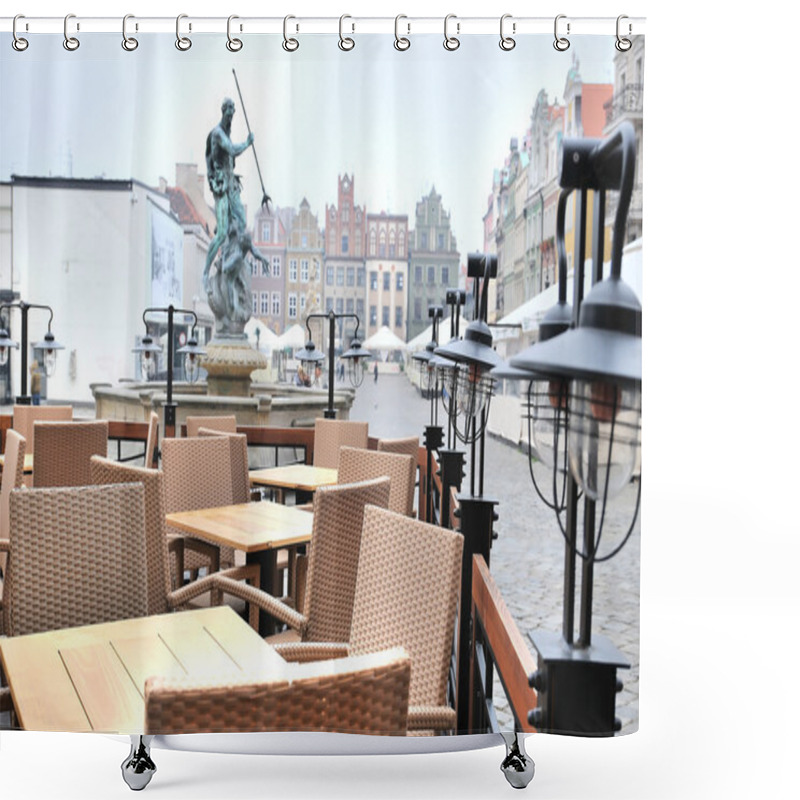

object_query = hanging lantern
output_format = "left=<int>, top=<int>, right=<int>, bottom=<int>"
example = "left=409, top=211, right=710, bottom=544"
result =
left=177, top=333, right=206, bottom=384
left=132, top=333, right=162, bottom=382
left=341, top=337, right=371, bottom=387
left=294, top=339, right=325, bottom=387
left=0, top=327, right=19, bottom=367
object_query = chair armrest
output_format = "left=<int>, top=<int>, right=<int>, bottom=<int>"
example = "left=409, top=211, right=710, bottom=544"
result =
left=271, top=641, right=350, bottom=663
left=212, top=574, right=308, bottom=636
left=407, top=705, right=457, bottom=732
left=0, top=538, right=9, bottom=553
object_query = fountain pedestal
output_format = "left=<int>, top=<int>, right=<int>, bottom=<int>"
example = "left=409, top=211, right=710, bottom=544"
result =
left=202, top=335, right=267, bottom=397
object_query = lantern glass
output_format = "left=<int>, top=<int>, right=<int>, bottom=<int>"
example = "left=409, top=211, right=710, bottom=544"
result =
left=43, top=348, right=58, bottom=377
left=347, top=356, right=366, bottom=387
left=140, top=351, right=157, bottom=382
left=455, top=363, right=493, bottom=419
left=0, top=347, right=8, bottom=367
left=184, top=352, right=199, bottom=383
left=528, top=377, right=569, bottom=470
left=567, top=379, right=641, bottom=501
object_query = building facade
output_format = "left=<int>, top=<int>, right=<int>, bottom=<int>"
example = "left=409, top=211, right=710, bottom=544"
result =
left=284, top=198, right=323, bottom=333
left=251, top=204, right=293, bottom=335
left=407, top=187, right=461, bottom=342
left=323, top=174, right=367, bottom=347
left=365, top=212, right=409, bottom=341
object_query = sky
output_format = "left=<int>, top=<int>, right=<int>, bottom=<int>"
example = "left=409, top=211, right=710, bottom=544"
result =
left=1, top=31, right=615, bottom=257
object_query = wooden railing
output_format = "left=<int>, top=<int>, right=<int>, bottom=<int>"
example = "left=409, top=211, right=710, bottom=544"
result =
left=469, top=554, right=538, bottom=733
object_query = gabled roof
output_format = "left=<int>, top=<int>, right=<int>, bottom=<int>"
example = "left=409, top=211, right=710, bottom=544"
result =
left=165, top=186, right=210, bottom=234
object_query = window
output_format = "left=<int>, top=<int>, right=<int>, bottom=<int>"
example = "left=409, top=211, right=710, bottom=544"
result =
left=326, top=297, right=334, bottom=313
left=336, top=298, right=344, bottom=315
left=288, top=293, right=297, bottom=319
left=261, top=221, right=271, bottom=241
left=414, top=299, right=422, bottom=320
left=420, top=232, right=428, bottom=250
left=370, top=305, right=377, bottom=325
left=346, top=267, right=355, bottom=286
left=346, top=298, right=354, bottom=314
left=301, top=234, right=308, bottom=248
left=396, top=272, right=404, bottom=291
left=415, top=265, right=423, bottom=284
left=379, top=231, right=387, bottom=258
left=383, top=272, right=390, bottom=291
left=336, top=267, right=344, bottom=286
left=252, top=292, right=258, bottom=315
left=382, top=306, right=390, bottom=326
left=271, top=256, right=281, bottom=277
left=342, top=234, right=349, bottom=254
left=370, top=271, right=378, bottom=290
left=389, top=230, right=396, bottom=258
left=395, top=306, right=403, bottom=328
left=441, top=266, right=449, bottom=285
left=438, top=233, right=445, bottom=250
left=300, top=260, right=309, bottom=283
left=251, top=261, right=258, bottom=277
left=357, top=267, right=365, bottom=287
left=289, top=259, right=298, bottom=282
left=369, top=230, right=377, bottom=256
left=271, top=292, right=281, bottom=317
left=356, top=300, right=365, bottom=322
left=260, top=291, right=269, bottom=315
left=261, top=261, right=269, bottom=277
left=428, top=266, right=435, bottom=284
left=326, top=265, right=334, bottom=285
left=300, top=295, right=306, bottom=313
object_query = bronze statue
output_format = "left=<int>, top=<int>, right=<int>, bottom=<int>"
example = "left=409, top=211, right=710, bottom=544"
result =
left=204, top=97, right=268, bottom=335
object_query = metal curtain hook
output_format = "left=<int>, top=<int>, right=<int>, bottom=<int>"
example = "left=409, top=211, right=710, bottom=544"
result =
left=553, top=14, right=570, bottom=51
left=444, top=14, right=460, bottom=51
left=63, top=13, right=80, bottom=51
left=176, top=14, right=192, bottom=51
left=339, top=14, right=355, bottom=51
left=12, top=14, right=29, bottom=51
left=394, top=15, right=410, bottom=51
left=283, top=15, right=299, bottom=52
left=499, top=14, right=516, bottom=51
left=227, top=15, right=243, bottom=52
left=122, top=14, right=139, bottom=51
left=615, top=15, right=632, bottom=51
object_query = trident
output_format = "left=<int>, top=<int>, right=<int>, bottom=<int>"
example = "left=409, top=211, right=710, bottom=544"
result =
left=232, top=68, right=272, bottom=212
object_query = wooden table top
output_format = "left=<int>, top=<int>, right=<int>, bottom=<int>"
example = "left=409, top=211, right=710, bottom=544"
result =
left=166, top=500, right=314, bottom=553
left=0, top=452, right=33, bottom=473
left=249, top=464, right=338, bottom=492
left=0, top=606, right=285, bottom=733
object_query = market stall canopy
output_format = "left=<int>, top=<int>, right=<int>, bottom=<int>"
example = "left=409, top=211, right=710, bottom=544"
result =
left=276, top=323, right=307, bottom=350
left=245, top=318, right=279, bottom=351
left=362, top=326, right=408, bottom=352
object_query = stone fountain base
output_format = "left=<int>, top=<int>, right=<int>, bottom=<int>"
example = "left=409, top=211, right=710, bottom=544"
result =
left=202, top=334, right=268, bottom=397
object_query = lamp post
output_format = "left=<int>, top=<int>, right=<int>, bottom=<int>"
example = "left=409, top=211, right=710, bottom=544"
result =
left=132, top=305, right=205, bottom=436
left=510, top=121, right=641, bottom=736
left=0, top=300, right=65, bottom=405
left=295, top=310, right=369, bottom=419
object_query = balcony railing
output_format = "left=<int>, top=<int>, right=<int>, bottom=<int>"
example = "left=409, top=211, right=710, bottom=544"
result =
left=604, top=83, right=644, bottom=126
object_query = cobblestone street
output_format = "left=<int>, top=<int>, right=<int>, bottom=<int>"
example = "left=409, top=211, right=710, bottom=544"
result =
left=350, top=371, right=640, bottom=735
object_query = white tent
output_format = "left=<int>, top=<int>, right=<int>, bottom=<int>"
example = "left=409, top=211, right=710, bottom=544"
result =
left=276, top=323, right=307, bottom=350
left=362, top=326, right=407, bottom=353
left=245, top=318, right=279, bottom=352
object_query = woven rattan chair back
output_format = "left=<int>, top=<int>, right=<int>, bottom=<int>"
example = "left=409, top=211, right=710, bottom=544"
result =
left=337, top=446, right=416, bottom=517
left=312, top=418, right=368, bottom=469
left=376, top=436, right=420, bottom=460
left=196, top=428, right=250, bottom=505
left=161, top=436, right=235, bottom=570
left=302, top=476, right=391, bottom=643
left=185, top=415, right=237, bottom=438
left=349, top=505, right=463, bottom=711
left=144, top=411, right=159, bottom=468
left=144, top=646, right=411, bottom=735
left=12, top=404, right=72, bottom=453
left=1, top=430, right=26, bottom=540
left=4, top=483, right=148, bottom=637
left=32, top=419, right=109, bottom=488
left=90, top=456, right=171, bottom=616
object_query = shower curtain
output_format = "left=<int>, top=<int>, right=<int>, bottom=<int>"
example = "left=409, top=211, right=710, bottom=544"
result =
left=0, top=14, right=643, bottom=790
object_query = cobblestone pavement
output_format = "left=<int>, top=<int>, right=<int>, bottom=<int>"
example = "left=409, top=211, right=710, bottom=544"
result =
left=351, top=372, right=640, bottom=736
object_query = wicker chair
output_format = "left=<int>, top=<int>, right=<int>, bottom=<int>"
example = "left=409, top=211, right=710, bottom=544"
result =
left=144, top=646, right=411, bottom=735
left=0, top=430, right=26, bottom=637
left=32, top=419, right=108, bottom=488
left=185, top=415, right=237, bottom=438
left=272, top=505, right=463, bottom=734
left=377, top=436, right=420, bottom=459
left=212, top=477, right=391, bottom=645
left=161, top=436, right=238, bottom=577
left=89, top=456, right=259, bottom=626
left=313, top=418, right=368, bottom=469
left=12, top=404, right=72, bottom=451
left=196, top=428, right=251, bottom=504
left=337, top=446, right=416, bottom=517
left=144, top=411, right=159, bottom=468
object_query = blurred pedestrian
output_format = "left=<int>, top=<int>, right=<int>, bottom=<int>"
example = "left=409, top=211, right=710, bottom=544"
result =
left=373, top=361, right=378, bottom=383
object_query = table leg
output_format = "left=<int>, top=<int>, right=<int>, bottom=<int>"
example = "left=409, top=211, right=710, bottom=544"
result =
left=121, top=735, right=156, bottom=791
left=247, top=549, right=278, bottom=637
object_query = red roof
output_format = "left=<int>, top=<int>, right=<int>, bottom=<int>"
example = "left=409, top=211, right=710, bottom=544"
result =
left=580, top=84, right=613, bottom=137
left=165, top=186, right=209, bottom=233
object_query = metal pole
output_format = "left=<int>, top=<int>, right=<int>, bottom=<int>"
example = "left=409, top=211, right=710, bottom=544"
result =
left=20, top=302, right=29, bottom=401
left=325, top=311, right=336, bottom=418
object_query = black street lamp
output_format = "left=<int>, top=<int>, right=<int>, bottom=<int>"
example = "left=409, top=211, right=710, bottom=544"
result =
left=0, top=300, right=65, bottom=405
left=510, top=121, right=642, bottom=737
left=132, top=305, right=205, bottom=434
left=295, top=311, right=369, bottom=419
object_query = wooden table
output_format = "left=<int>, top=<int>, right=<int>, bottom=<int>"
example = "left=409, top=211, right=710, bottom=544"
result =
left=166, top=501, right=314, bottom=635
left=0, top=606, right=285, bottom=733
left=249, top=464, right=337, bottom=494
